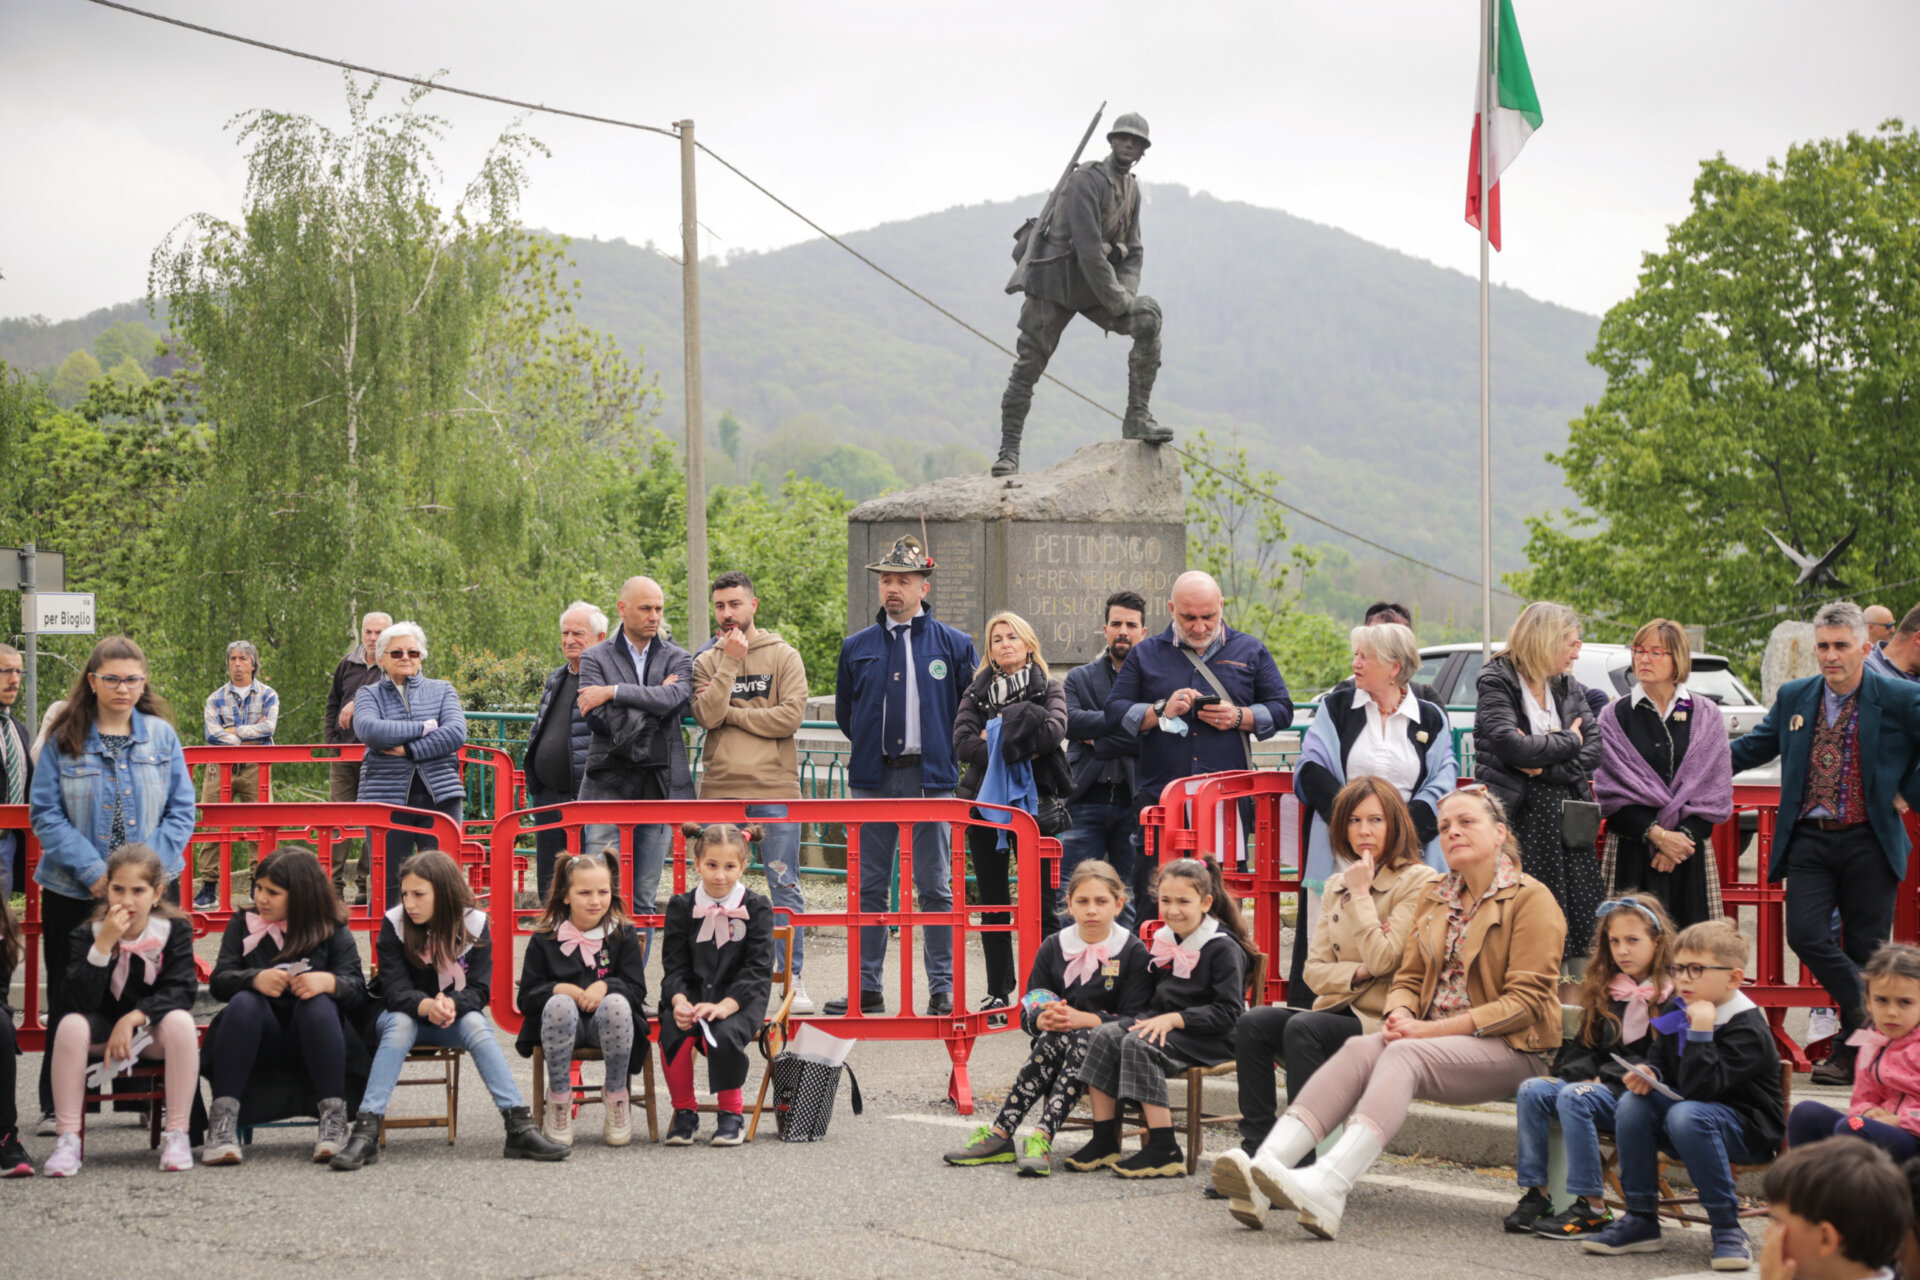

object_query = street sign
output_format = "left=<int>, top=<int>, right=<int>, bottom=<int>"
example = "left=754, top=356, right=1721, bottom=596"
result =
left=0, top=547, right=64, bottom=592
left=23, top=591, right=95, bottom=635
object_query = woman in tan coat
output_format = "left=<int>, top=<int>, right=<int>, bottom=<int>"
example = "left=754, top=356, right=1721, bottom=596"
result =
left=1216, top=778, right=1437, bottom=1219
left=1219, top=785, right=1567, bottom=1241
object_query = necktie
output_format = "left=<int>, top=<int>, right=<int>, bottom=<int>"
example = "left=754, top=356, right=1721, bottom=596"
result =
left=1, top=719, right=21, bottom=805
left=884, top=623, right=908, bottom=758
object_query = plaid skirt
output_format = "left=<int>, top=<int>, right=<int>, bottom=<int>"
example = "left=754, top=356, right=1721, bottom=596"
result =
left=1074, top=1018, right=1195, bottom=1108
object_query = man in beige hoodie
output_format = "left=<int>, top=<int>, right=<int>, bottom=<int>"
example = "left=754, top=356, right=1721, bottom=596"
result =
left=692, top=571, right=814, bottom=1011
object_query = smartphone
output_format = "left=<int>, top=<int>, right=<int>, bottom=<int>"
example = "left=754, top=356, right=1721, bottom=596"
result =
left=1190, top=694, right=1222, bottom=708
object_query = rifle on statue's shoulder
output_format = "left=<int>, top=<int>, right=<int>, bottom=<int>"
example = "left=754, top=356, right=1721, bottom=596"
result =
left=1005, top=101, right=1106, bottom=295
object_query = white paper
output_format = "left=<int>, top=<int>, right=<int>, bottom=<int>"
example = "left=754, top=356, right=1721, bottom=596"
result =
left=1612, top=1053, right=1683, bottom=1101
left=276, top=959, right=312, bottom=976
left=87, top=1028, right=155, bottom=1089
left=789, top=1022, right=857, bottom=1066
left=696, top=1017, right=718, bottom=1048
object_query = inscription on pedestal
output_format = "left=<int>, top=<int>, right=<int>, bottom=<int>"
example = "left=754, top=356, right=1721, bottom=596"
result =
left=1009, top=524, right=1181, bottom=663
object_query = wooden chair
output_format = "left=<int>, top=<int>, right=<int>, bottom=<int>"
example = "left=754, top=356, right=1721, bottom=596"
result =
left=741, top=926, right=799, bottom=1142
left=79, top=1063, right=166, bottom=1157
left=1598, top=1061, right=1792, bottom=1225
left=379, top=1046, right=461, bottom=1147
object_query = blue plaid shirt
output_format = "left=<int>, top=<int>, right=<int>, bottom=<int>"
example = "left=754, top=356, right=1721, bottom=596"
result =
left=203, top=680, right=279, bottom=746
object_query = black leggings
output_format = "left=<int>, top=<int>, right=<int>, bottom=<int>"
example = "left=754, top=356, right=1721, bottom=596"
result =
left=967, top=823, right=1018, bottom=1001
left=208, top=990, right=348, bottom=1102
left=0, top=1004, right=17, bottom=1134
left=1234, top=1004, right=1364, bottom=1155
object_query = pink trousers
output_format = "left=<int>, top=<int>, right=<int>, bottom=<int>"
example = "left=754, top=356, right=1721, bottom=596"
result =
left=1287, top=1031, right=1543, bottom=1146
left=52, top=1009, right=200, bottom=1135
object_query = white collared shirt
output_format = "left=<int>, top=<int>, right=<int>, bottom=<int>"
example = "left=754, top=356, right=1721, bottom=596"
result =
left=1628, top=682, right=1690, bottom=722
left=622, top=630, right=653, bottom=683
left=884, top=609, right=923, bottom=755
left=1519, top=679, right=1562, bottom=736
left=1346, top=687, right=1422, bottom=799
left=1058, top=921, right=1131, bottom=958
left=694, top=881, right=747, bottom=911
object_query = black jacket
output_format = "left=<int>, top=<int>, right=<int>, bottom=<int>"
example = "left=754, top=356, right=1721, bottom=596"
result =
left=64, top=915, right=197, bottom=1024
left=1142, top=925, right=1247, bottom=1067
left=576, top=633, right=695, bottom=800
left=209, top=913, right=367, bottom=1014
left=514, top=923, right=650, bottom=1059
left=657, top=889, right=773, bottom=1060
left=1550, top=994, right=1677, bottom=1094
left=1063, top=654, right=1140, bottom=803
left=1020, top=928, right=1154, bottom=1035
left=324, top=651, right=382, bottom=745
left=953, top=664, right=1070, bottom=804
left=1296, top=686, right=1452, bottom=845
left=522, top=663, right=591, bottom=797
left=205, top=917, right=373, bottom=1117
left=1644, top=998, right=1785, bottom=1161
left=1472, top=655, right=1602, bottom=815
left=371, top=905, right=493, bottom=1022
left=1026, top=154, right=1141, bottom=315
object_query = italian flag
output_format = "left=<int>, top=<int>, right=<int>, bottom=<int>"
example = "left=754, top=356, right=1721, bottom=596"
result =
left=1464, top=0, right=1543, bottom=251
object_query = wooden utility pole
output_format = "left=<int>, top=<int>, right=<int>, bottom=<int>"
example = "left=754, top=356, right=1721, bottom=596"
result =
left=679, top=119, right=709, bottom=650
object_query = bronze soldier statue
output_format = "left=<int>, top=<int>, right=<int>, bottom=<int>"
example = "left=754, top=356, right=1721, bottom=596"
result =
left=994, top=112, right=1170, bottom=477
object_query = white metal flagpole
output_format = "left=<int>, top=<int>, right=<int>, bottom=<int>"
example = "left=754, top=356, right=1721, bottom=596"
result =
left=1478, top=0, right=1495, bottom=662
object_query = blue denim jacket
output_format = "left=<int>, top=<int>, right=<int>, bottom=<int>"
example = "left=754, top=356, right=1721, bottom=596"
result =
left=30, top=708, right=198, bottom=900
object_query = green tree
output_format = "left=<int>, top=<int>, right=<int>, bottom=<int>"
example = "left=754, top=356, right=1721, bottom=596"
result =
left=50, top=349, right=101, bottom=408
left=106, top=354, right=149, bottom=392
left=94, top=319, right=163, bottom=374
left=1515, top=121, right=1920, bottom=671
left=716, top=408, right=742, bottom=463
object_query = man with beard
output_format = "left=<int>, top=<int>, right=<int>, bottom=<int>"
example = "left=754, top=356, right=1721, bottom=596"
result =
left=1059, top=591, right=1152, bottom=924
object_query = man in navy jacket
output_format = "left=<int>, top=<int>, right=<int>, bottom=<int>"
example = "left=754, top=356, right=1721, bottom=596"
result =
left=829, top=536, right=979, bottom=1016
left=1729, top=600, right=1920, bottom=1085
left=522, top=601, right=606, bottom=897
left=1106, top=571, right=1292, bottom=866
left=1061, top=591, right=1150, bottom=925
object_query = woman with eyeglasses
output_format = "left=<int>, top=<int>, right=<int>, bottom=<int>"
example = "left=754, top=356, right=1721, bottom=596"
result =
left=27, top=635, right=197, bottom=1135
left=1591, top=619, right=1734, bottom=929
left=353, top=622, right=468, bottom=908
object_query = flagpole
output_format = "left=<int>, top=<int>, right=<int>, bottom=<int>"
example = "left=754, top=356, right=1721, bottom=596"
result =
left=1478, top=0, right=1495, bottom=663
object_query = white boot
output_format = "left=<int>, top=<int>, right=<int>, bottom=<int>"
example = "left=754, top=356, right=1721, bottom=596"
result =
left=1212, top=1150, right=1270, bottom=1229
left=1245, top=1115, right=1319, bottom=1211
left=1262, top=1123, right=1383, bottom=1240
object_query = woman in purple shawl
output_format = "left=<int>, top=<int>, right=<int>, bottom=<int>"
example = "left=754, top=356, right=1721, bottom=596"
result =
left=1592, top=619, right=1734, bottom=928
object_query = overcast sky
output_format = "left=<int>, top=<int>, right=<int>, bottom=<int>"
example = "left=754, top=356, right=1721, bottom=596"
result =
left=3, top=0, right=1916, bottom=323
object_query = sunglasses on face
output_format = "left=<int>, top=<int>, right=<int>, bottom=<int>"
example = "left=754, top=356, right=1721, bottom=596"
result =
left=1668, top=964, right=1736, bottom=981
left=387, top=649, right=424, bottom=660
left=92, top=674, right=146, bottom=689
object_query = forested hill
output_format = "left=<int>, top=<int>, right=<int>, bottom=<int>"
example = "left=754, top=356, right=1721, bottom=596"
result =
left=3, top=184, right=1602, bottom=582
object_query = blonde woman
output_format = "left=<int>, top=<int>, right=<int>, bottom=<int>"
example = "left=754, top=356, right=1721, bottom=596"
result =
left=953, top=611, right=1069, bottom=1009
left=1472, top=602, right=1603, bottom=962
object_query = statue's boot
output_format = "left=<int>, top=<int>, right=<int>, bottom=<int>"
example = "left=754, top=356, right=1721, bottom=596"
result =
left=1121, top=346, right=1172, bottom=444
left=992, top=403, right=1025, bottom=476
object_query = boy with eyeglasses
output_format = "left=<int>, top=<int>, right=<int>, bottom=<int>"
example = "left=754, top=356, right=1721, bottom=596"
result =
left=1586, top=918, right=1784, bottom=1271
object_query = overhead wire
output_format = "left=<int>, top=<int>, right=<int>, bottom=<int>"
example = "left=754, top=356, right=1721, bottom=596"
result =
left=90, top=0, right=1525, bottom=600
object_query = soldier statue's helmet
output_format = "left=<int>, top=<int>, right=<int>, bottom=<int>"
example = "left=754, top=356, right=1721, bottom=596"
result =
left=866, top=534, right=936, bottom=575
left=1107, top=113, right=1151, bottom=149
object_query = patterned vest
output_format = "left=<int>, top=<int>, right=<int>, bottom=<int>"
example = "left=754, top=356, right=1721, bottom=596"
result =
left=1803, top=693, right=1863, bottom=823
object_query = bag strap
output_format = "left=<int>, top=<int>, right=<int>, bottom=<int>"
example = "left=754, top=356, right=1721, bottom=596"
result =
left=844, top=1063, right=863, bottom=1117
left=1178, top=646, right=1253, bottom=770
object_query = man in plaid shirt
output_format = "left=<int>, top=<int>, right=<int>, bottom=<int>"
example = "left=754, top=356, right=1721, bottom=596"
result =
left=193, top=639, right=279, bottom=908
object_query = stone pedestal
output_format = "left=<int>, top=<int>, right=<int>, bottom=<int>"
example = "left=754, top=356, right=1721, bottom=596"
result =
left=847, top=441, right=1186, bottom=665
left=1760, top=620, right=1818, bottom=706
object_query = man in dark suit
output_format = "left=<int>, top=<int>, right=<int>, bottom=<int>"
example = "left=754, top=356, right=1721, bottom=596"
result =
left=0, top=644, right=30, bottom=895
left=1060, top=591, right=1149, bottom=926
left=575, top=576, right=693, bottom=945
left=522, top=601, right=607, bottom=898
left=1731, top=601, right=1920, bottom=1085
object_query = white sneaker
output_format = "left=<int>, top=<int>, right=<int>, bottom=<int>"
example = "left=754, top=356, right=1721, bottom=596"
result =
left=158, top=1130, right=194, bottom=1172
left=789, top=976, right=816, bottom=1016
left=544, top=1092, right=574, bottom=1147
left=604, top=1091, right=632, bottom=1147
left=42, top=1133, right=82, bottom=1178
left=1808, top=1007, right=1841, bottom=1043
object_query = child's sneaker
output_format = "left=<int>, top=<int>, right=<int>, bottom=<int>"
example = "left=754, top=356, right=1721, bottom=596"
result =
left=1533, top=1202, right=1614, bottom=1239
left=159, top=1130, right=194, bottom=1172
left=0, top=1129, right=33, bottom=1177
left=1710, top=1224, right=1753, bottom=1271
left=1112, top=1136, right=1186, bottom=1179
left=41, top=1133, right=82, bottom=1178
left=1503, top=1187, right=1553, bottom=1233
left=1582, top=1211, right=1664, bottom=1255
left=1015, top=1132, right=1053, bottom=1177
left=663, top=1108, right=700, bottom=1146
left=543, top=1092, right=573, bottom=1146
left=603, top=1091, right=632, bottom=1147
left=710, top=1112, right=745, bottom=1147
left=943, top=1125, right=1015, bottom=1166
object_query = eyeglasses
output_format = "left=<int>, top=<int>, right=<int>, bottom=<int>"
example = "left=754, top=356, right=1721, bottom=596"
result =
left=1631, top=646, right=1672, bottom=659
left=386, top=649, right=424, bottom=660
left=0, top=667, right=22, bottom=678
left=1667, top=964, right=1736, bottom=981
left=92, top=673, right=147, bottom=689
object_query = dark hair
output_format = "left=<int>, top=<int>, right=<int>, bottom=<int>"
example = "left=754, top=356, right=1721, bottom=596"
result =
left=1576, top=893, right=1677, bottom=1045
left=252, top=849, right=348, bottom=959
left=1104, top=591, right=1147, bottom=625
left=1329, top=777, right=1422, bottom=873
left=1864, top=942, right=1920, bottom=995
left=52, top=635, right=175, bottom=759
left=1905, top=1156, right=1920, bottom=1247
left=711, top=571, right=755, bottom=597
left=533, top=852, right=632, bottom=936
left=85, top=844, right=184, bottom=923
left=397, top=850, right=477, bottom=972
left=1764, top=1138, right=1912, bottom=1269
left=1898, top=603, right=1920, bottom=637
left=1155, top=857, right=1257, bottom=956
left=1364, top=601, right=1413, bottom=626
left=681, top=822, right=761, bottom=864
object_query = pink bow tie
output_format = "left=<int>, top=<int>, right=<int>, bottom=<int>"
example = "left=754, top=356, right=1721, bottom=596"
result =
left=1849, top=1027, right=1891, bottom=1054
left=557, top=921, right=603, bottom=966
left=1149, top=931, right=1200, bottom=980
left=241, top=912, right=285, bottom=957
left=110, top=933, right=165, bottom=998
left=1608, top=973, right=1672, bottom=1044
left=694, top=900, right=749, bottom=948
left=420, top=950, right=466, bottom=992
left=1063, top=943, right=1111, bottom=988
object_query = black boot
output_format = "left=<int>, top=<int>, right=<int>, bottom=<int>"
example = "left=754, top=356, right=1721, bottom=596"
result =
left=1811, top=1040, right=1858, bottom=1087
left=328, top=1111, right=382, bottom=1172
left=1113, top=1125, right=1186, bottom=1178
left=1120, top=303, right=1171, bottom=444
left=501, top=1105, right=570, bottom=1161
left=1063, top=1116, right=1123, bottom=1171
left=991, top=419, right=1023, bottom=477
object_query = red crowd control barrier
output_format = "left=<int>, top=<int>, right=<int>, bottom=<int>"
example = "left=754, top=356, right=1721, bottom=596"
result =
left=486, top=798, right=1047, bottom=1113
left=11, top=801, right=464, bottom=1052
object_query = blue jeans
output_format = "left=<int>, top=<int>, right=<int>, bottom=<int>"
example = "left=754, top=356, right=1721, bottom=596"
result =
left=853, top=766, right=953, bottom=996
left=1057, top=793, right=1140, bottom=930
left=1516, top=1076, right=1619, bottom=1197
left=361, top=1009, right=524, bottom=1115
left=745, top=804, right=805, bottom=975
left=583, top=822, right=672, bottom=957
left=1614, top=1089, right=1754, bottom=1222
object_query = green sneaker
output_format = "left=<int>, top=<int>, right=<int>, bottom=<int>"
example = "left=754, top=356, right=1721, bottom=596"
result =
left=942, top=1125, right=1015, bottom=1166
left=1016, top=1132, right=1053, bottom=1176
